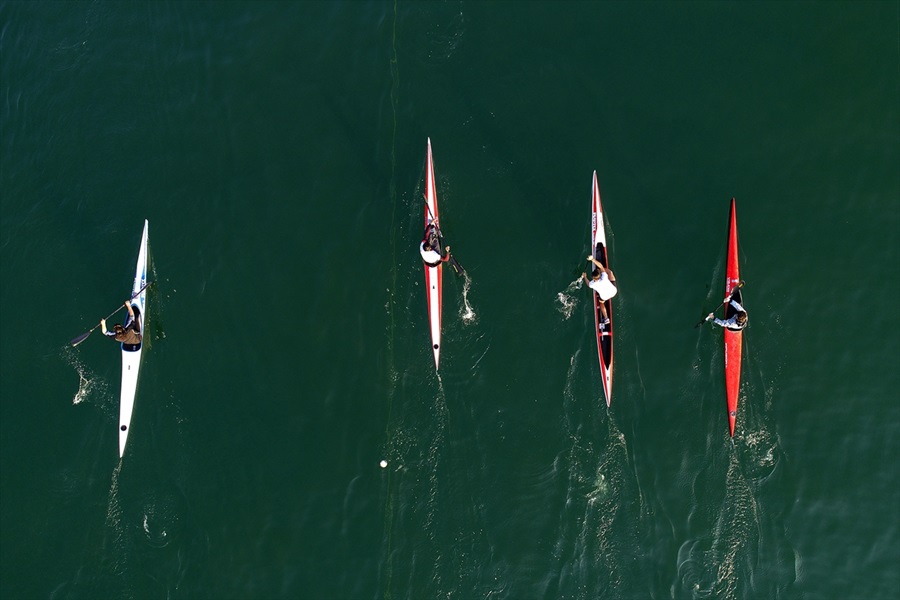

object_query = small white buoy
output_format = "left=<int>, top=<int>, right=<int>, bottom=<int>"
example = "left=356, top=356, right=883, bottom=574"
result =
left=379, top=460, right=388, bottom=469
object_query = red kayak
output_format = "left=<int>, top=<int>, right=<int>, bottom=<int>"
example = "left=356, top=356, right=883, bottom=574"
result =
left=589, top=171, right=614, bottom=406
left=724, top=198, right=742, bottom=436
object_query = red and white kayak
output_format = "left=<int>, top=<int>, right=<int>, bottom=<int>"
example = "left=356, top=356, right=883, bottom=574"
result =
left=120, top=219, right=149, bottom=457
left=723, top=198, right=742, bottom=436
left=424, top=138, right=442, bottom=370
left=589, top=171, right=614, bottom=406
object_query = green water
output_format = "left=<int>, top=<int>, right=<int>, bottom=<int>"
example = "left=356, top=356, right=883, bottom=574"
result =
left=1, top=2, right=898, bottom=599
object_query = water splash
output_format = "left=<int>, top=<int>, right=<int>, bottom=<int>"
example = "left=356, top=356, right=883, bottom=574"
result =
left=62, top=346, right=106, bottom=406
left=459, top=272, right=476, bottom=324
left=556, top=277, right=583, bottom=320
left=139, top=489, right=184, bottom=549
left=73, top=369, right=92, bottom=405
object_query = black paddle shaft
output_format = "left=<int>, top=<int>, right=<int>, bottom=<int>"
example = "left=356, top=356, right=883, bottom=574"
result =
left=69, top=281, right=152, bottom=346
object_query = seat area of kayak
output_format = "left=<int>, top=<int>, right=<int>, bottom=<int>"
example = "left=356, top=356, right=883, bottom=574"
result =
left=122, top=306, right=143, bottom=352
left=593, top=243, right=608, bottom=269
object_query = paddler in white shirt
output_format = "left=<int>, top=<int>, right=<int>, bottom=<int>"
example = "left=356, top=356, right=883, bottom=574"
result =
left=419, top=222, right=451, bottom=267
left=704, top=286, right=748, bottom=331
left=583, top=256, right=617, bottom=326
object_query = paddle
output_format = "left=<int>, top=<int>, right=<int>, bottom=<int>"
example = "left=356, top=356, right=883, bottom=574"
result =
left=70, top=281, right=153, bottom=347
left=694, top=280, right=744, bottom=328
left=447, top=253, right=465, bottom=276
left=424, top=200, right=465, bottom=275
left=724, top=280, right=745, bottom=303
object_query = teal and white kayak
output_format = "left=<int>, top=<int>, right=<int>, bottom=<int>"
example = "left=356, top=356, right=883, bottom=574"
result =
left=119, top=219, right=149, bottom=457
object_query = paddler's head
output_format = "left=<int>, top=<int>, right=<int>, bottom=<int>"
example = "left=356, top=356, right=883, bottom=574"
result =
left=736, top=312, right=747, bottom=326
left=114, top=324, right=125, bottom=334
left=426, top=228, right=439, bottom=249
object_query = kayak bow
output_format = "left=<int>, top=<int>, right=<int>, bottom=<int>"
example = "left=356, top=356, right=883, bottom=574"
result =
left=119, top=219, right=149, bottom=457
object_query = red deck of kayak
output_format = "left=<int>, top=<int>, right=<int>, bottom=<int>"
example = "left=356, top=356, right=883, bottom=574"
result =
left=724, top=198, right=742, bottom=436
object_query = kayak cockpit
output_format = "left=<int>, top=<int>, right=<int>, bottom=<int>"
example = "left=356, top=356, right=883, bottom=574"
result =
left=724, top=288, right=744, bottom=332
left=725, top=288, right=743, bottom=318
left=121, top=306, right=143, bottom=352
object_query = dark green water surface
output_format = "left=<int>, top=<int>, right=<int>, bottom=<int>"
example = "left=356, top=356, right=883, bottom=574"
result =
left=2, top=2, right=898, bottom=599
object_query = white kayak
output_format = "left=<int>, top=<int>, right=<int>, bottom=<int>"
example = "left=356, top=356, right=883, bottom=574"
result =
left=119, top=219, right=149, bottom=457
left=424, top=138, right=442, bottom=370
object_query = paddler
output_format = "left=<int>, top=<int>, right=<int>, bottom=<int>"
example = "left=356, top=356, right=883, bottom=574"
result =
left=583, top=256, right=617, bottom=326
left=101, top=301, right=142, bottom=344
left=419, top=221, right=451, bottom=268
left=703, top=285, right=748, bottom=331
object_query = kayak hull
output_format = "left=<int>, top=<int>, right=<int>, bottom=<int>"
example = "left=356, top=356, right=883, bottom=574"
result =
left=424, top=139, right=442, bottom=370
left=724, top=199, right=741, bottom=436
left=119, top=220, right=149, bottom=457
left=590, top=171, right=614, bottom=406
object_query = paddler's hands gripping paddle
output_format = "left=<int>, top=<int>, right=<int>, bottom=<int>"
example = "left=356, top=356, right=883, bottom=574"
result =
left=694, top=280, right=744, bottom=328
left=70, top=281, right=153, bottom=346
left=424, top=199, right=465, bottom=276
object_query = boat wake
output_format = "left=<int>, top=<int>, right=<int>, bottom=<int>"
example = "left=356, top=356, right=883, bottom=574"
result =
left=379, top=373, right=454, bottom=597
left=459, top=271, right=477, bottom=324
left=735, top=331, right=786, bottom=485
left=105, top=460, right=129, bottom=577
left=555, top=277, right=583, bottom=320
left=676, top=451, right=759, bottom=600
left=549, top=350, right=645, bottom=597
left=62, top=345, right=108, bottom=406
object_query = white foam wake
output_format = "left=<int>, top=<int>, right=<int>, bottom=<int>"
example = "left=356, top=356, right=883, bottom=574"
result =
left=62, top=346, right=102, bottom=405
left=556, top=277, right=584, bottom=320
left=460, top=272, right=476, bottom=324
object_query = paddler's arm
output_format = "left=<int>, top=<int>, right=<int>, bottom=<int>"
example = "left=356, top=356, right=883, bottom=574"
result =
left=728, top=299, right=745, bottom=313
left=704, top=313, right=723, bottom=327
left=124, top=301, right=135, bottom=320
left=441, top=245, right=451, bottom=262
left=100, top=319, right=109, bottom=335
left=710, top=315, right=733, bottom=328
left=587, top=256, right=609, bottom=275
